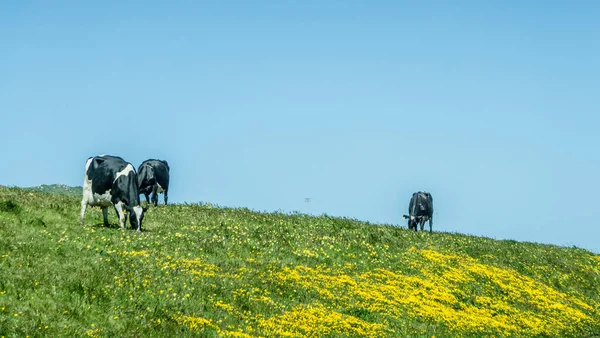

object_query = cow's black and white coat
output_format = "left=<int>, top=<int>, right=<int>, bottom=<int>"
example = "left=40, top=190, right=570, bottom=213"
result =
left=137, top=159, right=170, bottom=206
left=403, top=191, right=434, bottom=232
left=80, top=155, right=147, bottom=231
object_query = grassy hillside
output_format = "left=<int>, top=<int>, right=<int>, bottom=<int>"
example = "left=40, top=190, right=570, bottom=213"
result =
left=22, top=184, right=82, bottom=196
left=0, top=186, right=599, bottom=337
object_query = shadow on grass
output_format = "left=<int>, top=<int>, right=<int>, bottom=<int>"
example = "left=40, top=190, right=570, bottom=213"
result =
left=87, top=222, right=152, bottom=233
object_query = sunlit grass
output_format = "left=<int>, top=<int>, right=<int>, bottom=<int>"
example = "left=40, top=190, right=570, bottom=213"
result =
left=0, top=186, right=599, bottom=337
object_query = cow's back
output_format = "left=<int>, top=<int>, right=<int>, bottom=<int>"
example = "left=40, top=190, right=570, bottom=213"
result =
left=86, top=156, right=128, bottom=193
left=151, top=160, right=169, bottom=189
left=422, top=192, right=433, bottom=217
left=409, top=191, right=433, bottom=217
left=139, top=159, right=170, bottom=190
left=82, top=155, right=130, bottom=206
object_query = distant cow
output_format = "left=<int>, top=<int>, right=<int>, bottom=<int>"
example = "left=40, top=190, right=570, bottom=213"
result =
left=80, top=155, right=148, bottom=231
left=403, top=191, right=433, bottom=232
left=137, top=159, right=170, bottom=206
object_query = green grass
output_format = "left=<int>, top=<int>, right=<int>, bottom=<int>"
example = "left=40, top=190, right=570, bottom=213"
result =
left=0, top=185, right=599, bottom=337
left=21, top=184, right=82, bottom=196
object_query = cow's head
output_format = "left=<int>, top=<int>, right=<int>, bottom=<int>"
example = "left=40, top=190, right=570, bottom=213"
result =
left=403, top=214, right=418, bottom=231
left=128, top=205, right=149, bottom=231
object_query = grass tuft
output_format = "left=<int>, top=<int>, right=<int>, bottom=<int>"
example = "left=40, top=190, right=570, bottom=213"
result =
left=0, top=200, right=21, bottom=214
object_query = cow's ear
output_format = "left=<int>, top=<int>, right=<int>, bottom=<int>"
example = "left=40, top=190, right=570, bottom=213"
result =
left=143, top=206, right=149, bottom=213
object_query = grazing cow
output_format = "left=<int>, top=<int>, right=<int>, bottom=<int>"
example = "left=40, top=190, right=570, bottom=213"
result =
left=403, top=191, right=434, bottom=232
left=137, top=159, right=170, bottom=206
left=80, top=155, right=148, bottom=231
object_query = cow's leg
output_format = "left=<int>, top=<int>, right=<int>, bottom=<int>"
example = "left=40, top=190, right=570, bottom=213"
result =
left=144, top=193, right=150, bottom=204
left=79, top=200, right=87, bottom=226
left=429, top=217, right=433, bottom=233
left=420, top=218, right=425, bottom=231
left=164, top=190, right=168, bottom=205
left=114, top=202, right=126, bottom=229
left=151, top=185, right=159, bottom=206
left=102, top=207, right=109, bottom=227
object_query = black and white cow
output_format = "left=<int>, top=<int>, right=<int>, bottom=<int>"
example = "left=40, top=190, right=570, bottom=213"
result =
left=80, top=155, right=148, bottom=231
left=403, top=191, right=434, bottom=232
left=137, top=159, right=170, bottom=206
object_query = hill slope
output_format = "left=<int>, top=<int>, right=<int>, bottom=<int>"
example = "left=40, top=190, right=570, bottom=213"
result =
left=0, top=186, right=599, bottom=337
left=22, top=184, right=82, bottom=196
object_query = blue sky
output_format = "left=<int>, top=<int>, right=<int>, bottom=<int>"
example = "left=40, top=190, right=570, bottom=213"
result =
left=1, top=1, right=599, bottom=253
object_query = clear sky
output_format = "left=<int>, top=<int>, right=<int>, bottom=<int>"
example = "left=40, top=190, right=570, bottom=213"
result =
left=1, top=1, right=599, bottom=253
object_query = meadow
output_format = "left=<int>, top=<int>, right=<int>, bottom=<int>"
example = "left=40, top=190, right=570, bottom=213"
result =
left=0, top=185, right=599, bottom=337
